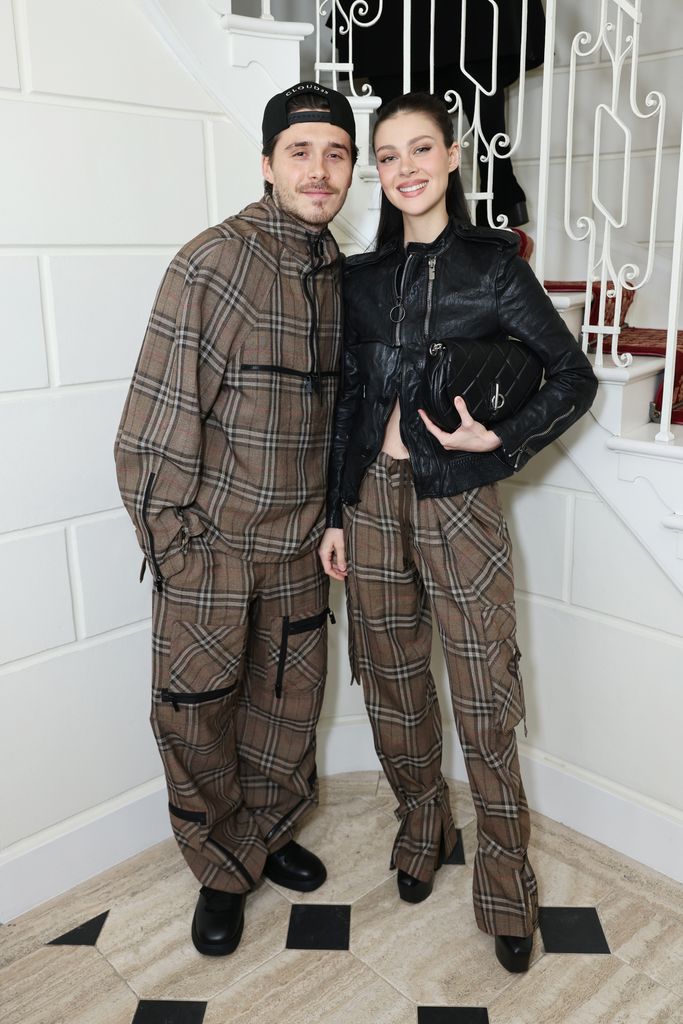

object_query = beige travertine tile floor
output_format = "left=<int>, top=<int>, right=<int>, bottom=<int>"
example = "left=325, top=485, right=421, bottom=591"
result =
left=2, top=772, right=683, bottom=1024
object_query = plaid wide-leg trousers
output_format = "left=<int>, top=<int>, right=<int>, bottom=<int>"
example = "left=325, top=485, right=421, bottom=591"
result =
left=344, top=452, right=538, bottom=937
left=151, top=539, right=330, bottom=893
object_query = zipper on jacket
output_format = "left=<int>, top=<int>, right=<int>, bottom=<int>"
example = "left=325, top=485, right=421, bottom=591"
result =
left=240, top=363, right=338, bottom=396
left=390, top=254, right=414, bottom=346
left=160, top=682, right=238, bottom=712
left=303, top=235, right=325, bottom=399
left=141, top=473, right=164, bottom=592
left=509, top=406, right=575, bottom=470
left=424, top=256, right=437, bottom=339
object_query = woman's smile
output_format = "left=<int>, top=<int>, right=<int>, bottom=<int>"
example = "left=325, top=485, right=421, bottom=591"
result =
left=397, top=179, right=429, bottom=195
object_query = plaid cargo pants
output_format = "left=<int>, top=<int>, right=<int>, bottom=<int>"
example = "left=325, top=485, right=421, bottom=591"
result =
left=151, top=538, right=331, bottom=893
left=344, top=452, right=538, bottom=938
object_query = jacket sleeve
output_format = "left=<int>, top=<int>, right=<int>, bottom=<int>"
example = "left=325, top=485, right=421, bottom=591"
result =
left=492, top=250, right=598, bottom=471
left=114, top=240, right=256, bottom=585
left=326, top=319, right=363, bottom=528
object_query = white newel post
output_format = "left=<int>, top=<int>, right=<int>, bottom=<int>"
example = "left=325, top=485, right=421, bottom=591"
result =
left=655, top=113, right=683, bottom=443
left=533, top=0, right=556, bottom=286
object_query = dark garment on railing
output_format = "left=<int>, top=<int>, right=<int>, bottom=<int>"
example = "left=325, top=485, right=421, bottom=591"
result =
left=328, top=0, right=546, bottom=218
left=329, top=0, right=545, bottom=88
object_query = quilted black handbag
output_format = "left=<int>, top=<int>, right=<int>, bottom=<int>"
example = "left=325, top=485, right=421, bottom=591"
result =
left=422, top=334, right=544, bottom=432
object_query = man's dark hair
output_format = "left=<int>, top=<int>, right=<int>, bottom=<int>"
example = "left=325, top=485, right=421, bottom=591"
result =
left=262, top=92, right=359, bottom=196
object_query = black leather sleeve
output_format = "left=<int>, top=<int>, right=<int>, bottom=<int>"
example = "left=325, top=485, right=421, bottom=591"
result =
left=492, top=250, right=598, bottom=471
left=326, top=322, right=363, bottom=528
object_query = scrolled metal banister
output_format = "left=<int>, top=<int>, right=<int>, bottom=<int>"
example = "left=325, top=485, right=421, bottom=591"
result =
left=564, top=0, right=666, bottom=371
left=317, top=0, right=529, bottom=230
left=318, top=0, right=384, bottom=96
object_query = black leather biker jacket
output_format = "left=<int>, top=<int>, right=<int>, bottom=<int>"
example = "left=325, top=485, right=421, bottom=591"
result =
left=326, top=220, right=598, bottom=527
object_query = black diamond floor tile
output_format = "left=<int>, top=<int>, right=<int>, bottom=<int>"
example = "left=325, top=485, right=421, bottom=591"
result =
left=49, top=910, right=110, bottom=946
left=539, top=906, right=610, bottom=954
left=418, top=1008, right=489, bottom=1024
left=131, top=1000, right=207, bottom=1024
left=285, top=903, right=351, bottom=950
left=444, top=829, right=466, bottom=865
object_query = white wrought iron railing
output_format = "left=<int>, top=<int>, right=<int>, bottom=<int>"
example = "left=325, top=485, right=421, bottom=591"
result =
left=562, top=0, right=665, bottom=370
left=314, top=0, right=529, bottom=231
left=231, top=0, right=682, bottom=444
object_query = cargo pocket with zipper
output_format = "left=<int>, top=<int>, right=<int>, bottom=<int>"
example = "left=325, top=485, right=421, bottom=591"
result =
left=154, top=619, right=247, bottom=851
left=270, top=607, right=334, bottom=700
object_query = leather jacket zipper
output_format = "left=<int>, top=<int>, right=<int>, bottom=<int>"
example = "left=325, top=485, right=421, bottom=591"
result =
left=424, top=256, right=437, bottom=339
left=390, top=254, right=414, bottom=346
left=141, top=473, right=164, bottom=592
left=509, top=406, right=576, bottom=470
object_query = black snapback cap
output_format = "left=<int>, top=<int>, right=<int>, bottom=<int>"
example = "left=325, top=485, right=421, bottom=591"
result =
left=262, top=81, right=356, bottom=147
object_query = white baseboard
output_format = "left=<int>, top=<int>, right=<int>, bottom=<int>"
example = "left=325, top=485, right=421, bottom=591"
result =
left=515, top=741, right=683, bottom=885
left=320, top=718, right=683, bottom=885
left=0, top=779, right=172, bottom=922
left=2, top=719, right=681, bottom=921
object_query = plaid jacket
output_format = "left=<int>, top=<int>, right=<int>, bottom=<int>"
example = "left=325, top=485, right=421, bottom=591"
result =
left=115, top=197, right=343, bottom=587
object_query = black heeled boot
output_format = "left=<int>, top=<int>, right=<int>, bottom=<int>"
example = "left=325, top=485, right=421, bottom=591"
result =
left=494, top=933, right=533, bottom=973
left=397, top=833, right=446, bottom=905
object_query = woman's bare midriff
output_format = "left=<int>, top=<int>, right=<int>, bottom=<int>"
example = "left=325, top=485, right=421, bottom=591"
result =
left=381, top=399, right=410, bottom=459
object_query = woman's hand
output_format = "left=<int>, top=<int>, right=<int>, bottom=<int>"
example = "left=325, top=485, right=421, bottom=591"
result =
left=418, top=396, right=502, bottom=452
left=318, top=527, right=348, bottom=581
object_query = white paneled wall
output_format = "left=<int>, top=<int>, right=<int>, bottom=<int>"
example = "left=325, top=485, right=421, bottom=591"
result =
left=0, top=0, right=279, bottom=918
left=49, top=255, right=172, bottom=385
left=499, top=446, right=683, bottom=816
left=0, top=256, right=48, bottom=390
left=0, top=627, right=156, bottom=848
left=0, top=0, right=19, bottom=90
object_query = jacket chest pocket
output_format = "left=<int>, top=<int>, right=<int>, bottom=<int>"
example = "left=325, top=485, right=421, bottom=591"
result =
left=270, top=607, right=333, bottom=699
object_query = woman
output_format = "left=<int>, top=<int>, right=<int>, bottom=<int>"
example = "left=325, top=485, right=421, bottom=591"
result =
left=318, top=93, right=597, bottom=973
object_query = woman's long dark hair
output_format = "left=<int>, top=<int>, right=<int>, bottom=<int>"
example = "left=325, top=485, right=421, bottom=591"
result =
left=373, top=92, right=470, bottom=250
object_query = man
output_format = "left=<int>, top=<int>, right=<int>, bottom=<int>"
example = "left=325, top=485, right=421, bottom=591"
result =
left=114, top=82, right=356, bottom=956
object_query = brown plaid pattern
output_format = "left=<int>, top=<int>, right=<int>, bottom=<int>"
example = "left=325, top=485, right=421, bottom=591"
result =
left=115, top=196, right=343, bottom=580
left=344, top=452, right=538, bottom=937
left=152, top=537, right=330, bottom=893
left=115, top=197, right=343, bottom=893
